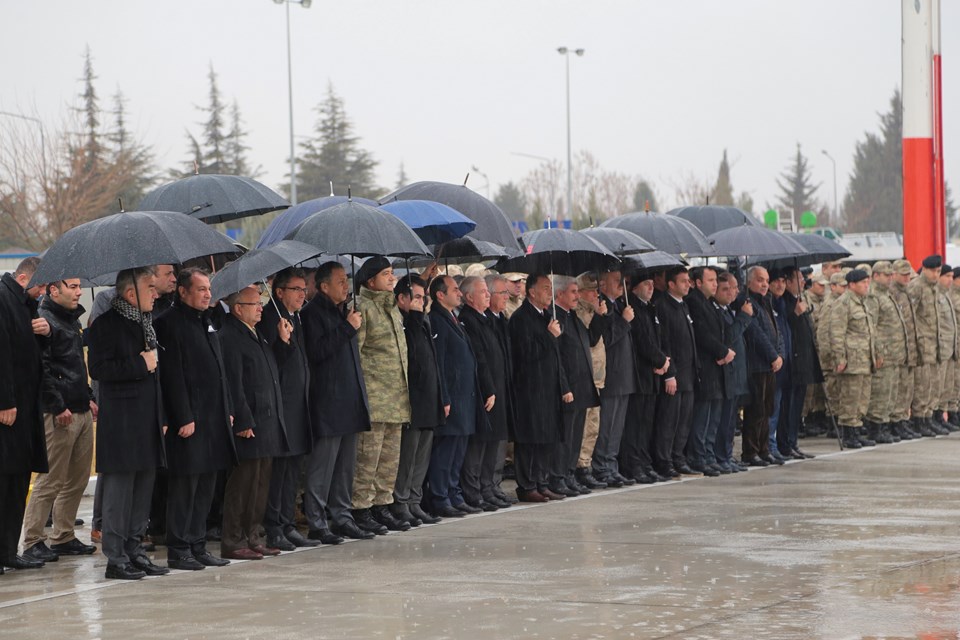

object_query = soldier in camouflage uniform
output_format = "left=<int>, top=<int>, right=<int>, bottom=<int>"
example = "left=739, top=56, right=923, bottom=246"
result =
left=802, top=274, right=830, bottom=435
left=888, top=259, right=921, bottom=439
left=863, top=261, right=905, bottom=443
left=816, top=272, right=849, bottom=424
left=827, top=269, right=878, bottom=448
left=907, top=254, right=944, bottom=437
left=932, top=265, right=960, bottom=432
left=352, top=257, right=412, bottom=534
left=948, top=267, right=960, bottom=426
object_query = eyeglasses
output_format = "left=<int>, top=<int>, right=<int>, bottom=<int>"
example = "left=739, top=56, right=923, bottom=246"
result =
left=236, top=301, right=264, bottom=307
left=280, top=286, right=307, bottom=294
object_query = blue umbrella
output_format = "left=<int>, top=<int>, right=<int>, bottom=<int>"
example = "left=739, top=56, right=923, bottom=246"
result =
left=379, top=200, right=476, bottom=245
left=256, top=195, right=377, bottom=248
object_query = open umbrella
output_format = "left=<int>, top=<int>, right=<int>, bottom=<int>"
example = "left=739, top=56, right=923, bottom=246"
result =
left=256, top=195, right=378, bottom=248
left=209, top=240, right=322, bottom=301
left=379, top=200, right=476, bottom=245
left=669, top=205, right=759, bottom=236
left=580, top=227, right=656, bottom=255
left=435, top=237, right=511, bottom=265
left=137, top=174, right=289, bottom=224
left=621, top=250, right=685, bottom=274
left=707, top=225, right=806, bottom=258
left=743, top=232, right=851, bottom=269
left=379, top=180, right=519, bottom=249
left=600, top=211, right=713, bottom=256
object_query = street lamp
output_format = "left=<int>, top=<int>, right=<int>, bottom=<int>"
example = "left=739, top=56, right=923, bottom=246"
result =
left=821, top=149, right=838, bottom=223
left=557, top=46, right=584, bottom=223
left=273, top=0, right=312, bottom=205
left=0, top=110, right=46, bottom=177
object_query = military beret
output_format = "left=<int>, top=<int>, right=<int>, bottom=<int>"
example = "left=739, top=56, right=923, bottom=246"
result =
left=922, top=254, right=943, bottom=269
left=800, top=267, right=813, bottom=277
left=829, top=273, right=848, bottom=285
left=845, top=269, right=869, bottom=284
left=953, top=266, right=960, bottom=279
left=855, top=263, right=872, bottom=276
left=942, top=264, right=954, bottom=276
left=872, top=260, right=894, bottom=275
left=355, top=255, right=391, bottom=286
left=893, top=259, right=914, bottom=275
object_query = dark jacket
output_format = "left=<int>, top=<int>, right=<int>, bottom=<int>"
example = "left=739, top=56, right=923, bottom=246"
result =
left=429, top=305, right=486, bottom=437
left=598, top=294, right=638, bottom=395
left=628, top=294, right=668, bottom=396
left=743, top=290, right=784, bottom=375
left=658, top=292, right=700, bottom=392
left=220, top=314, right=289, bottom=460
left=487, top=309, right=518, bottom=436
left=783, top=291, right=824, bottom=387
left=401, top=309, right=445, bottom=430
left=87, top=307, right=165, bottom=474
left=509, top=300, right=570, bottom=443
left=155, top=302, right=237, bottom=475
left=460, top=304, right=513, bottom=440
left=685, top=288, right=728, bottom=401
left=553, top=305, right=600, bottom=411
left=771, top=294, right=793, bottom=388
left=300, top=293, right=370, bottom=438
left=720, top=303, right=753, bottom=399
left=260, top=301, right=313, bottom=457
left=0, top=274, right=48, bottom=474
left=39, top=296, right=93, bottom=415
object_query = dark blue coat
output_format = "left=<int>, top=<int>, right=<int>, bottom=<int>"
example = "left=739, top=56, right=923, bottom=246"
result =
left=742, top=290, right=784, bottom=375
left=429, top=305, right=485, bottom=437
left=598, top=294, right=638, bottom=396
left=720, top=303, right=753, bottom=400
left=260, top=301, right=313, bottom=457
left=686, top=288, right=728, bottom=401
left=771, top=294, right=793, bottom=389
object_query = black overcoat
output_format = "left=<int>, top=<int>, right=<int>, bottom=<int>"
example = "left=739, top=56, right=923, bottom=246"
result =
left=299, top=293, right=370, bottom=438
left=87, top=308, right=165, bottom=473
left=553, top=305, right=600, bottom=411
left=508, top=300, right=569, bottom=444
left=260, top=301, right=313, bottom=456
left=743, top=291, right=783, bottom=375
left=219, top=314, right=289, bottom=460
left=783, top=291, right=824, bottom=386
left=459, top=304, right=512, bottom=440
left=0, top=274, right=47, bottom=474
left=429, top=306, right=485, bottom=437
left=155, top=303, right=237, bottom=474
left=598, top=294, right=638, bottom=395
left=685, top=288, right=729, bottom=401
left=658, top=293, right=700, bottom=392
left=720, top=303, right=753, bottom=400
left=486, top=309, right=518, bottom=438
left=629, top=294, right=668, bottom=396
left=401, top=309, right=445, bottom=430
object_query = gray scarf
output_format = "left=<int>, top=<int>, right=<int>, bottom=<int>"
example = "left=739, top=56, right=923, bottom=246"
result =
left=111, top=295, right=156, bottom=347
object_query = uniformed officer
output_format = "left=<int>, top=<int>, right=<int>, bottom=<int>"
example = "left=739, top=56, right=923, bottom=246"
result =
left=889, top=259, right=921, bottom=439
left=907, top=254, right=944, bottom=437
left=863, top=261, right=904, bottom=443
left=932, top=264, right=959, bottom=432
left=816, top=272, right=849, bottom=425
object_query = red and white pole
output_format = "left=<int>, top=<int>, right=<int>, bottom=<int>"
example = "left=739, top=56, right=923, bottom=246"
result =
left=931, top=0, right=946, bottom=251
left=902, top=0, right=943, bottom=266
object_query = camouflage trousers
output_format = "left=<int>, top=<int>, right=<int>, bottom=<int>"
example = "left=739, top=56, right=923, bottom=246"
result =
left=938, top=359, right=960, bottom=412
left=578, top=405, right=601, bottom=468
left=911, top=364, right=942, bottom=419
left=802, top=383, right=827, bottom=416
left=822, top=372, right=841, bottom=415
left=890, top=365, right=915, bottom=423
left=866, top=364, right=899, bottom=424
left=836, top=373, right=871, bottom=427
left=351, top=422, right=402, bottom=510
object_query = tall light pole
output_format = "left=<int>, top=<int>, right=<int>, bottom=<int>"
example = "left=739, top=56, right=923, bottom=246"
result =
left=821, top=149, right=838, bottom=224
left=274, top=0, right=312, bottom=205
left=557, top=47, right=584, bottom=224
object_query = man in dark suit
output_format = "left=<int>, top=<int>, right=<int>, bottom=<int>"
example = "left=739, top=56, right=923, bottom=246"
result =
left=484, top=274, right=519, bottom=506
left=155, top=267, right=235, bottom=570
left=219, top=285, right=290, bottom=560
left=509, top=273, right=572, bottom=502
left=780, top=266, right=821, bottom=460
left=88, top=267, right=169, bottom=580
left=300, top=262, right=371, bottom=542
left=0, top=257, right=50, bottom=572
left=713, top=272, right=753, bottom=472
left=259, top=268, right=317, bottom=551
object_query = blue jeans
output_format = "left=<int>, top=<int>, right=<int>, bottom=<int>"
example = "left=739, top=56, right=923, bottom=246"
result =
left=713, top=398, right=739, bottom=466
left=777, top=385, right=807, bottom=454
left=689, top=399, right=723, bottom=468
left=768, top=387, right=784, bottom=455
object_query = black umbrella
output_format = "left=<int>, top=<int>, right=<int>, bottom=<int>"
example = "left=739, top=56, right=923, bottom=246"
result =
left=137, top=174, right=290, bottom=224
left=379, top=180, right=520, bottom=250
left=435, top=237, right=512, bottom=265
left=580, top=227, right=656, bottom=255
left=744, top=232, right=851, bottom=269
left=621, top=250, right=685, bottom=273
left=669, top=205, right=759, bottom=236
left=600, top=211, right=713, bottom=256
left=209, top=240, right=322, bottom=301
left=707, top=225, right=806, bottom=258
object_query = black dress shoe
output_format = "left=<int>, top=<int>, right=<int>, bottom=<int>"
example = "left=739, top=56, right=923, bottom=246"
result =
left=3, top=554, right=45, bottom=569
left=352, top=509, right=389, bottom=535
left=24, top=542, right=59, bottom=562
left=167, top=556, right=206, bottom=571
left=285, top=528, right=320, bottom=547
left=478, top=501, right=499, bottom=512
left=409, top=504, right=441, bottom=524
left=372, top=505, right=412, bottom=531
left=699, top=466, right=721, bottom=477
left=193, top=551, right=230, bottom=567
left=105, top=563, right=145, bottom=580
left=712, top=464, right=732, bottom=475
left=485, top=495, right=512, bottom=509
left=306, top=528, right=344, bottom=545
left=548, top=483, right=578, bottom=497
left=389, top=503, right=422, bottom=527
left=676, top=464, right=703, bottom=476
left=434, top=505, right=467, bottom=517
left=452, top=502, right=482, bottom=514
left=330, top=521, right=375, bottom=540
left=206, top=526, right=222, bottom=542
left=762, top=454, right=785, bottom=466
left=495, top=491, right=520, bottom=505
left=598, top=475, right=624, bottom=488
left=50, top=538, right=96, bottom=556
left=792, top=448, right=815, bottom=459
left=575, top=469, right=607, bottom=489
left=613, top=472, right=636, bottom=486
left=266, top=534, right=296, bottom=552
left=131, top=555, right=170, bottom=576
left=744, top=456, right=770, bottom=467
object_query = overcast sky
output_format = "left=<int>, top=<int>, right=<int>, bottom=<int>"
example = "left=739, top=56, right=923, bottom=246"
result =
left=3, top=0, right=957, bottom=222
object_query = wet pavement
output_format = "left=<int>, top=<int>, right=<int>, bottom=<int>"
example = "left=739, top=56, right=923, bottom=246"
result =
left=3, top=435, right=960, bottom=639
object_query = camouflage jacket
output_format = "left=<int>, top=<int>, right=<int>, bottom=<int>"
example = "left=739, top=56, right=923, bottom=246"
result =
left=576, top=298, right=606, bottom=389
left=867, top=282, right=907, bottom=366
left=827, top=291, right=876, bottom=375
left=356, top=287, right=411, bottom=423
left=889, top=279, right=919, bottom=367
left=907, top=275, right=941, bottom=365
left=804, top=289, right=827, bottom=327
left=936, top=284, right=958, bottom=362
left=816, top=294, right=841, bottom=368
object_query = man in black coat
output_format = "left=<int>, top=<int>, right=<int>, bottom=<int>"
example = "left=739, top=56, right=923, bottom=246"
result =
left=154, top=268, right=235, bottom=570
left=713, top=272, right=754, bottom=472
left=484, top=273, right=519, bottom=506
left=300, top=262, right=372, bottom=543
left=653, top=266, right=700, bottom=478
left=779, top=266, right=821, bottom=459
left=685, top=266, right=735, bottom=477
left=509, top=274, right=572, bottom=502
left=551, top=276, right=602, bottom=496
left=0, top=257, right=50, bottom=572
left=219, top=285, right=290, bottom=560
left=88, top=267, right=169, bottom=580
left=259, top=268, right=317, bottom=551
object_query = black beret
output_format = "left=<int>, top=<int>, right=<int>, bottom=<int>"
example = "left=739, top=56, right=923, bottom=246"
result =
left=845, top=269, right=869, bottom=284
left=768, top=267, right=785, bottom=280
left=953, top=267, right=960, bottom=278
left=355, top=256, right=391, bottom=286
left=922, top=254, right=943, bottom=269
left=942, top=264, right=954, bottom=276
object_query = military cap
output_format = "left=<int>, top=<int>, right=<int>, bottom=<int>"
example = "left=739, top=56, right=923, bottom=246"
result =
left=502, top=272, right=526, bottom=282
left=811, top=274, right=829, bottom=286
left=841, top=267, right=852, bottom=276
left=953, top=266, right=960, bottom=279
left=464, top=263, right=487, bottom=277
left=893, top=259, right=914, bottom=275
left=855, top=263, right=873, bottom=276
left=922, top=254, right=943, bottom=269
left=829, top=273, right=848, bottom=286
left=576, top=272, right=600, bottom=290
left=355, top=255, right=391, bottom=285
left=872, top=260, right=894, bottom=275
left=444, top=264, right=464, bottom=277
left=845, top=269, right=869, bottom=284
left=942, top=264, right=954, bottom=276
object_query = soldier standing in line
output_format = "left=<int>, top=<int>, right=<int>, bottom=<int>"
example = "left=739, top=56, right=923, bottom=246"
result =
left=862, top=261, right=904, bottom=444
left=816, top=272, right=849, bottom=428
left=932, top=265, right=960, bottom=432
left=948, top=266, right=960, bottom=427
left=907, top=254, right=945, bottom=437
left=888, top=259, right=921, bottom=440
left=801, top=274, right=830, bottom=437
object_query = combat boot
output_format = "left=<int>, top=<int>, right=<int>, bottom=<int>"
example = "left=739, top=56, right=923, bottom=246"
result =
left=856, top=426, right=876, bottom=447
left=941, top=411, right=960, bottom=432
left=895, top=420, right=916, bottom=440
left=928, top=416, right=950, bottom=436
left=869, top=421, right=893, bottom=444
left=949, top=412, right=960, bottom=430
left=882, top=423, right=901, bottom=443
left=841, top=426, right=862, bottom=449
left=915, top=416, right=937, bottom=437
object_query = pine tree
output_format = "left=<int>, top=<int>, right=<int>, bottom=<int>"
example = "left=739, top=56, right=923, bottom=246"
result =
left=494, top=181, right=527, bottom=222
left=395, top=162, right=409, bottom=190
left=107, top=89, right=157, bottom=210
left=712, top=150, right=735, bottom=205
left=76, top=46, right=102, bottom=167
left=947, top=184, right=959, bottom=239
left=225, top=99, right=258, bottom=177
left=774, top=143, right=820, bottom=226
left=632, top=180, right=659, bottom=212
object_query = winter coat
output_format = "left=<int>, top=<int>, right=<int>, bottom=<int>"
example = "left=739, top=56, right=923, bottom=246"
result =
left=720, top=303, right=752, bottom=399
left=783, top=290, right=824, bottom=386
left=598, top=294, right=638, bottom=396
left=743, top=290, right=783, bottom=375
left=39, top=296, right=92, bottom=415
left=429, top=305, right=485, bottom=437
left=658, top=293, right=700, bottom=392
left=260, top=301, right=313, bottom=457
left=401, top=309, right=445, bottom=430
left=553, top=304, right=601, bottom=411
left=628, top=294, right=667, bottom=396
left=771, top=294, right=793, bottom=389
left=459, top=304, right=513, bottom=440
left=685, top=288, right=727, bottom=400
left=357, top=287, right=410, bottom=424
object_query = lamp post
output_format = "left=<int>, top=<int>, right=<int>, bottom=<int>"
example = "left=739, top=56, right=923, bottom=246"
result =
left=821, top=149, right=838, bottom=223
left=273, top=0, right=312, bottom=205
left=557, top=46, right=584, bottom=224
left=0, top=110, right=46, bottom=176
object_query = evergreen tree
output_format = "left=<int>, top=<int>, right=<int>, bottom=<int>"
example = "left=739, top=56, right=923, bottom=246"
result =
left=494, top=181, right=527, bottom=222
left=712, top=149, right=735, bottom=205
left=947, top=184, right=959, bottom=239
left=774, top=143, right=820, bottom=226
left=225, top=99, right=258, bottom=177
left=631, top=179, right=659, bottom=212
left=395, top=161, right=409, bottom=190
left=292, top=83, right=379, bottom=200
left=107, top=89, right=157, bottom=211
left=736, top=191, right=755, bottom=215
left=75, top=45, right=102, bottom=167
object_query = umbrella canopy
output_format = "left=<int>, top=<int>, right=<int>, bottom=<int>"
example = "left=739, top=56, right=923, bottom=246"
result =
left=621, top=250, right=685, bottom=274
left=31, top=210, right=239, bottom=286
left=744, top=232, right=852, bottom=269
left=579, top=227, right=656, bottom=255
left=497, top=228, right=619, bottom=276
left=600, top=212, right=713, bottom=256
left=209, top=240, right=322, bottom=300
left=707, top=225, right=807, bottom=258
left=286, top=200, right=432, bottom=259
left=137, top=174, right=289, bottom=224
left=379, top=181, right=519, bottom=249
left=379, top=200, right=476, bottom=245
left=435, top=237, right=511, bottom=265
left=256, top=195, right=378, bottom=249
left=669, top=205, right=759, bottom=236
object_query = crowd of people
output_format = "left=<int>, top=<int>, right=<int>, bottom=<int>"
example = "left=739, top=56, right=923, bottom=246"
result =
left=1, top=249, right=957, bottom=580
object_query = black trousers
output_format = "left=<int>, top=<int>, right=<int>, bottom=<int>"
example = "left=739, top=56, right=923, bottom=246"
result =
left=743, top=372, right=776, bottom=460
left=147, top=468, right=167, bottom=536
left=778, top=384, right=807, bottom=454
left=304, top=433, right=357, bottom=531
left=427, top=434, right=470, bottom=509
left=166, top=471, right=217, bottom=559
left=264, top=454, right=303, bottom=538
left=394, top=427, right=433, bottom=506
left=653, top=389, right=695, bottom=471
left=514, top=442, right=555, bottom=493
left=206, top=471, right=227, bottom=532
left=461, top=436, right=502, bottom=504
left=101, top=469, right=156, bottom=566
left=619, top=393, right=657, bottom=477
left=0, top=472, right=31, bottom=561
left=552, top=409, right=587, bottom=485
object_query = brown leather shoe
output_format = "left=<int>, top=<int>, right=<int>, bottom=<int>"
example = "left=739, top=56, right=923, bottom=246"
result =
left=251, top=545, right=281, bottom=557
left=221, top=548, right=263, bottom=561
left=517, top=490, right=549, bottom=503
left=540, top=488, right=566, bottom=500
